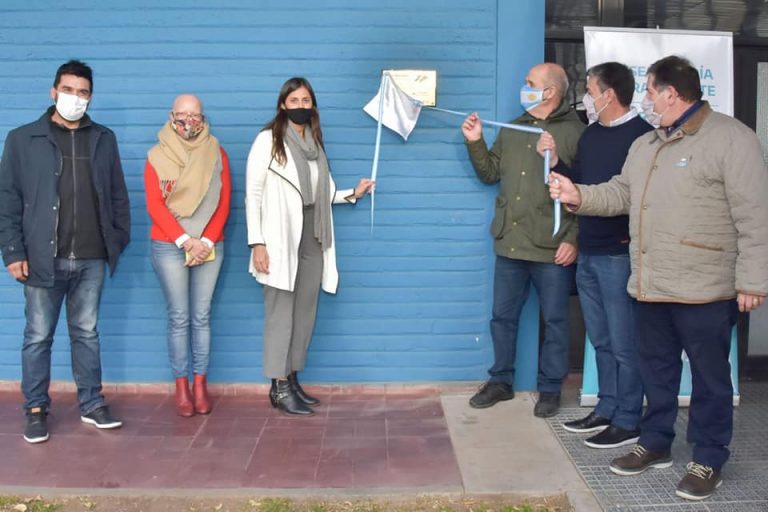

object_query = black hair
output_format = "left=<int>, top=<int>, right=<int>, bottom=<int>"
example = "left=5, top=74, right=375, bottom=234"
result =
left=586, top=62, right=635, bottom=107
left=263, top=77, right=324, bottom=166
left=647, top=55, right=703, bottom=102
left=53, top=60, right=93, bottom=92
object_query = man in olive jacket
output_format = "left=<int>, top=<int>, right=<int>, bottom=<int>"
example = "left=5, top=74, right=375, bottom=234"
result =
left=462, top=63, right=584, bottom=418
left=550, top=56, right=768, bottom=501
left=0, top=60, right=130, bottom=444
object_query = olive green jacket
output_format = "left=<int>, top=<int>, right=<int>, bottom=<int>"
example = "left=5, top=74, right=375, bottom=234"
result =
left=466, top=100, right=584, bottom=262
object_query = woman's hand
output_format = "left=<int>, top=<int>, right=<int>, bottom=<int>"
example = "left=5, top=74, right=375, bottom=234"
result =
left=187, top=257, right=204, bottom=267
left=183, top=238, right=210, bottom=264
left=354, top=178, right=375, bottom=199
left=252, top=245, right=270, bottom=274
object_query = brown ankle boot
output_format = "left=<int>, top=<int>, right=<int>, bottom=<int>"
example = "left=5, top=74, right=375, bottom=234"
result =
left=175, top=377, right=194, bottom=417
left=193, top=374, right=212, bottom=414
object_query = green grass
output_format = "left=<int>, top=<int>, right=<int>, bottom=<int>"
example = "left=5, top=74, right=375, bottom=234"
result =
left=243, top=498, right=561, bottom=512
left=0, top=498, right=18, bottom=507
left=252, top=499, right=293, bottom=512
left=2, top=495, right=566, bottom=512
left=0, top=497, right=60, bottom=512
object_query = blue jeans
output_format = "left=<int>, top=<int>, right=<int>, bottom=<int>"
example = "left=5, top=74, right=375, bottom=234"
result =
left=151, top=241, right=224, bottom=378
left=489, top=256, right=574, bottom=393
left=576, top=253, right=642, bottom=430
left=636, top=300, right=736, bottom=470
left=22, top=258, right=107, bottom=415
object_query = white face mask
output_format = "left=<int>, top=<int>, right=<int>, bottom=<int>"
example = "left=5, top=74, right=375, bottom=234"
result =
left=55, top=92, right=89, bottom=122
left=640, top=92, right=667, bottom=129
left=582, top=91, right=608, bottom=125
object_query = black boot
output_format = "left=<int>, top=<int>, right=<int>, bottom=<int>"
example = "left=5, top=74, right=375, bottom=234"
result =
left=288, top=372, right=320, bottom=406
left=274, top=379, right=314, bottom=416
left=269, top=379, right=278, bottom=407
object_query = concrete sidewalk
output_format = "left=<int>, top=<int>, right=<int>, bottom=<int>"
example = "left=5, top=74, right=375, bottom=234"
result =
left=442, top=391, right=601, bottom=511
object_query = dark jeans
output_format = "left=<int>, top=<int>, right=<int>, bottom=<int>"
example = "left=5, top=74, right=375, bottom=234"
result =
left=577, top=253, right=642, bottom=430
left=489, top=256, right=574, bottom=393
left=22, top=258, right=107, bottom=415
left=636, top=300, right=737, bottom=470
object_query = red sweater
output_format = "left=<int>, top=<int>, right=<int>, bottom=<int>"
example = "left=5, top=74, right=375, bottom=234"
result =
left=144, top=147, right=231, bottom=244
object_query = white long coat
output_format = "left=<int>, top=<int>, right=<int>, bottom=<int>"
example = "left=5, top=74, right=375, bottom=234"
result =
left=245, top=129, right=355, bottom=294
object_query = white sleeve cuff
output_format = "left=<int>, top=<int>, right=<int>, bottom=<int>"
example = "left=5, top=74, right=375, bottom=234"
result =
left=201, top=237, right=214, bottom=248
left=175, top=234, right=191, bottom=248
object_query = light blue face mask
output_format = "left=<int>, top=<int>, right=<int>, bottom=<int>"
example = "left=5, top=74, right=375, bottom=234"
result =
left=520, top=85, right=545, bottom=112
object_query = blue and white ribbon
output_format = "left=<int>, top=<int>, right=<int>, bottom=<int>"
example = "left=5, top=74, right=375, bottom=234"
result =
left=426, top=107, right=560, bottom=237
left=369, top=74, right=388, bottom=232
left=428, top=107, right=545, bottom=134
left=543, top=149, right=560, bottom=237
left=367, top=99, right=562, bottom=236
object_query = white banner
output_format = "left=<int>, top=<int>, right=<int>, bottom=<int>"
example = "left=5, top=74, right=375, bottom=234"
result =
left=581, top=26, right=738, bottom=407
left=584, top=26, right=733, bottom=115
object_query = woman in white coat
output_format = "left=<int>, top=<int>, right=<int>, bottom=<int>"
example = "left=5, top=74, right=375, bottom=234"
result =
left=246, top=77, right=374, bottom=416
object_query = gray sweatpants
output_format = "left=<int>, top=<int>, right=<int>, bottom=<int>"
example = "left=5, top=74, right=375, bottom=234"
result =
left=262, top=207, right=323, bottom=379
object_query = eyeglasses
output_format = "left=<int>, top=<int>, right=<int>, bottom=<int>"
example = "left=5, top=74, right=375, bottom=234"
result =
left=171, top=111, right=204, bottom=122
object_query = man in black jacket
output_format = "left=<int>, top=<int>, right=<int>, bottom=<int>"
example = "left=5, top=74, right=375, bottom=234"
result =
left=0, top=60, right=130, bottom=443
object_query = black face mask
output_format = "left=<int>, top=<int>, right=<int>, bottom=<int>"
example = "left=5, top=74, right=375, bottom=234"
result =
left=285, top=108, right=313, bottom=125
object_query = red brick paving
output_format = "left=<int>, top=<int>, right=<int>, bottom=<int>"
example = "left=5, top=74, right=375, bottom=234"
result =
left=0, top=387, right=462, bottom=489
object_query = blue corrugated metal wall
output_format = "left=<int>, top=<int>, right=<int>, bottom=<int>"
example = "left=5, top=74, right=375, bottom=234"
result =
left=0, top=0, right=545, bottom=384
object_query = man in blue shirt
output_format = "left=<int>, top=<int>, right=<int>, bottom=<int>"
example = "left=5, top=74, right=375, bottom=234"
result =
left=538, top=62, right=652, bottom=449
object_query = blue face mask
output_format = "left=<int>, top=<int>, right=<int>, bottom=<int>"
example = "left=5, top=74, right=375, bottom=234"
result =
left=520, top=85, right=545, bottom=112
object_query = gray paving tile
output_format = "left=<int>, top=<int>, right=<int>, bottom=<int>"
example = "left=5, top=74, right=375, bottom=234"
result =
left=548, top=381, right=768, bottom=511
left=604, top=505, right=709, bottom=512
left=706, top=502, right=768, bottom=511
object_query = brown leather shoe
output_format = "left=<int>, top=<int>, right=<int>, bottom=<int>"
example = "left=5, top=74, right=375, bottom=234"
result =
left=193, top=374, right=212, bottom=415
left=676, top=462, right=722, bottom=501
left=609, top=444, right=673, bottom=476
left=174, top=377, right=194, bottom=417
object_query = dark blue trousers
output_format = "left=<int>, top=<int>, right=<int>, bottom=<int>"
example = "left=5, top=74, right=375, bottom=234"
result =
left=635, top=300, right=737, bottom=470
left=489, top=256, right=574, bottom=393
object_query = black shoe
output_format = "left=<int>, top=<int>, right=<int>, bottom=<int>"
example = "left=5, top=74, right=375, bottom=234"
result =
left=609, top=444, right=673, bottom=476
left=80, top=405, right=122, bottom=429
left=584, top=425, right=640, bottom=449
left=274, top=380, right=314, bottom=416
left=469, top=381, right=515, bottom=409
left=676, top=462, right=722, bottom=501
left=562, top=411, right=611, bottom=433
left=288, top=372, right=320, bottom=406
left=534, top=392, right=561, bottom=418
left=24, top=407, right=49, bottom=444
left=269, top=379, right=278, bottom=407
